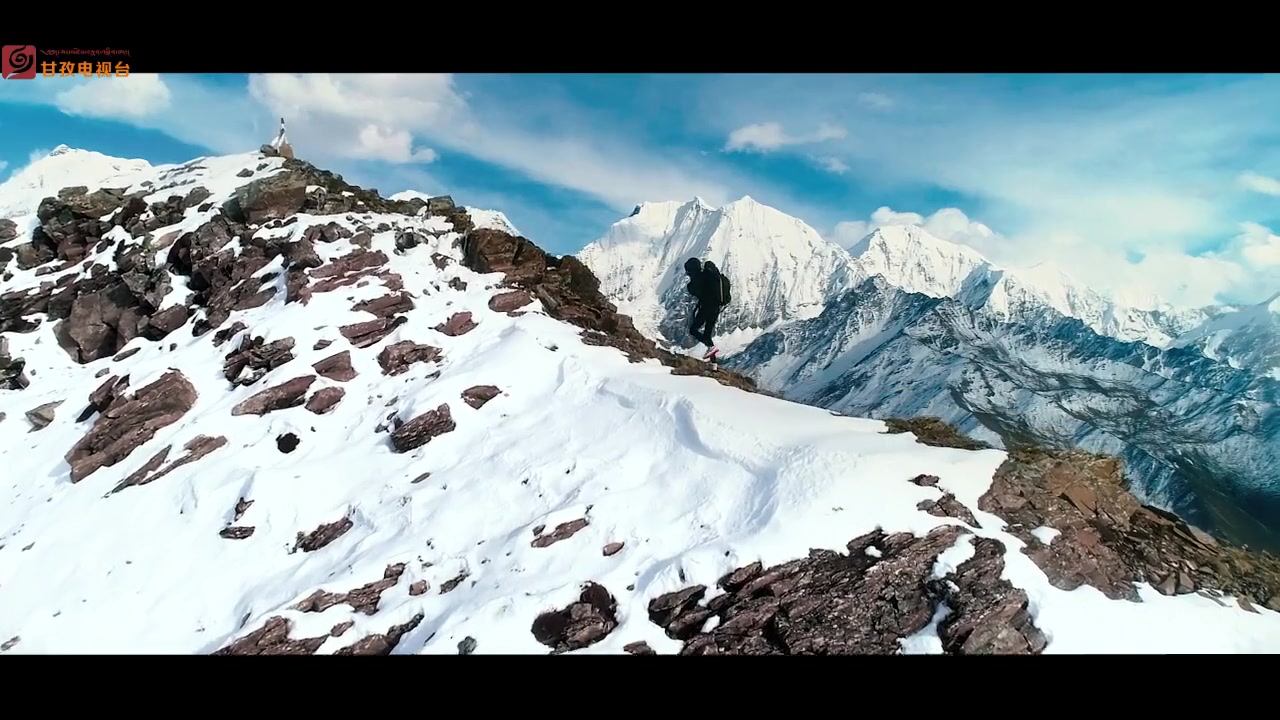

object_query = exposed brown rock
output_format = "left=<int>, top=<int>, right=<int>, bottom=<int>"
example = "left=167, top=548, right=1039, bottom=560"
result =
left=531, top=518, right=589, bottom=548
left=377, top=341, right=441, bottom=376
left=440, top=571, right=470, bottom=594
left=25, top=400, right=62, bottom=430
left=332, top=615, right=424, bottom=656
left=653, top=526, right=1045, bottom=655
left=917, top=493, right=981, bottom=527
left=294, top=516, right=354, bottom=553
left=113, top=434, right=228, bottom=493
left=461, top=384, right=501, bottom=409
left=390, top=404, right=456, bottom=453
left=312, top=351, right=356, bottom=382
left=211, top=321, right=248, bottom=347
left=213, top=616, right=327, bottom=655
left=295, top=563, right=406, bottom=615
left=233, top=497, right=253, bottom=521
left=434, top=311, right=477, bottom=336
left=978, top=445, right=1280, bottom=608
left=0, top=337, right=31, bottom=390
left=339, top=316, right=406, bottom=348
left=488, top=289, right=533, bottom=314
left=531, top=582, right=618, bottom=653
left=409, top=580, right=429, bottom=596
left=603, top=542, right=625, bottom=557
left=65, top=370, right=197, bottom=482
left=352, top=292, right=415, bottom=319
left=231, top=375, right=316, bottom=416
left=883, top=417, right=991, bottom=451
left=305, top=387, right=345, bottom=415
left=220, top=526, right=255, bottom=540
left=222, top=334, right=295, bottom=386
left=624, top=641, right=656, bottom=655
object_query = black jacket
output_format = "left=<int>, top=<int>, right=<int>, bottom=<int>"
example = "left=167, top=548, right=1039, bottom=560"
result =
left=685, top=264, right=723, bottom=309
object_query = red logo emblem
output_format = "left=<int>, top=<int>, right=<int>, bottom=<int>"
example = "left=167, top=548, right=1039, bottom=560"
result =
left=2, top=45, right=37, bottom=79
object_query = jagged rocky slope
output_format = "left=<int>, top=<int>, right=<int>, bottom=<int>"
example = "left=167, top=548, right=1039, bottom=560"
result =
left=580, top=198, right=1280, bottom=554
left=2, top=148, right=1280, bottom=654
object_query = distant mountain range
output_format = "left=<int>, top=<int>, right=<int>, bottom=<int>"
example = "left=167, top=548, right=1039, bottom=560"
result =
left=579, top=196, right=1280, bottom=552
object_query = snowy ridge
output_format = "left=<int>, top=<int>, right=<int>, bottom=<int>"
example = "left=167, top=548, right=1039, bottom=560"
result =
left=1171, top=291, right=1280, bottom=380
left=2, top=147, right=1280, bottom=654
left=851, top=225, right=1209, bottom=347
left=0, top=145, right=153, bottom=221
left=578, top=196, right=859, bottom=354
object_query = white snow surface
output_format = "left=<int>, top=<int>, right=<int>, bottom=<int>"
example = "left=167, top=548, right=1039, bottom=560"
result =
left=2, top=148, right=1280, bottom=654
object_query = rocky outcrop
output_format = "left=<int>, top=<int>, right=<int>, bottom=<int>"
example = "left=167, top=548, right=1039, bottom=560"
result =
left=64, top=370, right=198, bottom=482
left=980, top=445, right=1280, bottom=611
left=531, top=582, right=619, bottom=653
left=389, top=404, right=456, bottom=452
left=231, top=375, right=316, bottom=416
left=0, top=337, right=30, bottom=390
left=650, top=525, right=1044, bottom=654
left=295, top=563, right=406, bottom=616
left=377, top=341, right=440, bottom=376
left=460, top=385, right=500, bottom=409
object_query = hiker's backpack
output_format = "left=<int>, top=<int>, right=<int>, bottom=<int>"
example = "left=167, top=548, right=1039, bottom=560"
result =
left=703, top=261, right=731, bottom=305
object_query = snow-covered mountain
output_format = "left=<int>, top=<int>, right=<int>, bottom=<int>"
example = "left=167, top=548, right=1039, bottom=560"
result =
left=578, top=197, right=859, bottom=354
left=581, top=198, right=1280, bottom=554
left=1171, top=292, right=1280, bottom=381
left=4, top=146, right=1280, bottom=655
left=851, top=225, right=1215, bottom=347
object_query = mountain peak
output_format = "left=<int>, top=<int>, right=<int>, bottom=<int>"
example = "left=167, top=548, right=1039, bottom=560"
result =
left=48, top=144, right=76, bottom=157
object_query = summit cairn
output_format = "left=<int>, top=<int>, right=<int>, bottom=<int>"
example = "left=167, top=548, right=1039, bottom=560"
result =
left=260, top=117, right=294, bottom=160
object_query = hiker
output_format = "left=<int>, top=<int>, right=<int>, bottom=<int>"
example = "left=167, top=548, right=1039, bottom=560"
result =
left=683, top=257, right=731, bottom=362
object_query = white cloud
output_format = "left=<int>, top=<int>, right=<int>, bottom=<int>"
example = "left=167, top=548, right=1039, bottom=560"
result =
left=0, top=160, right=7, bottom=175
left=1238, top=172, right=1280, bottom=197
left=815, top=156, right=848, bottom=174
left=858, top=92, right=894, bottom=110
left=724, top=121, right=846, bottom=153
left=54, top=73, right=172, bottom=120
left=245, top=73, right=752, bottom=212
left=1235, top=222, right=1280, bottom=267
left=831, top=206, right=997, bottom=251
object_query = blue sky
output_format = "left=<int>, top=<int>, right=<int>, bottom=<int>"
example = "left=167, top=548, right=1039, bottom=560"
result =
left=2, top=72, right=1278, bottom=307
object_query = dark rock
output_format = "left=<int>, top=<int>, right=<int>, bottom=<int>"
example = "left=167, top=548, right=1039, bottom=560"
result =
left=220, top=526, right=255, bottom=540
left=305, top=387, right=345, bottom=414
left=294, top=516, right=354, bottom=553
left=312, top=351, right=357, bottom=382
left=223, top=334, right=295, bottom=386
left=276, top=433, right=300, bottom=453
left=435, top=311, right=477, bottom=336
left=339, top=316, right=406, bottom=348
left=295, top=563, right=406, bottom=615
left=352, top=292, right=415, bottom=319
left=377, top=341, right=440, bottom=376
left=883, top=417, right=991, bottom=451
left=978, top=445, right=1280, bottom=609
left=111, top=434, right=227, bottom=493
left=488, top=289, right=533, bottom=314
left=461, top=385, right=501, bottom=409
left=390, top=404, right=456, bottom=452
left=231, top=375, right=316, bottom=416
left=65, top=370, right=197, bottom=482
left=531, top=518, right=588, bottom=548
left=531, top=582, right=618, bottom=653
